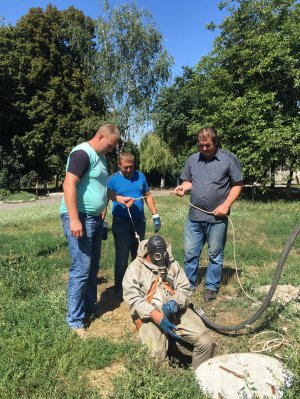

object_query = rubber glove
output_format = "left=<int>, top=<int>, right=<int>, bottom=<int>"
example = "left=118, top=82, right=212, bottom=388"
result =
left=159, top=316, right=181, bottom=340
left=152, top=214, right=161, bottom=233
left=162, top=300, right=178, bottom=318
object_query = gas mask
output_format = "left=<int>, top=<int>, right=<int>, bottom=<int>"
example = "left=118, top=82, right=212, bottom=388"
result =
left=147, top=235, right=170, bottom=278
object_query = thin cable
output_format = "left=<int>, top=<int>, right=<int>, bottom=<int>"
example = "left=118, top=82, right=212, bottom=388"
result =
left=129, top=190, right=261, bottom=304
left=127, top=207, right=141, bottom=243
left=134, top=192, right=174, bottom=201
left=249, top=331, right=292, bottom=359
left=183, top=194, right=261, bottom=305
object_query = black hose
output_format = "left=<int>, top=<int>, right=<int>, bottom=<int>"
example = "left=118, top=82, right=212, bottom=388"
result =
left=194, top=222, right=300, bottom=333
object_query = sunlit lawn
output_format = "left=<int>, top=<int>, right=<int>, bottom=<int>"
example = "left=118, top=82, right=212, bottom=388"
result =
left=0, top=196, right=299, bottom=398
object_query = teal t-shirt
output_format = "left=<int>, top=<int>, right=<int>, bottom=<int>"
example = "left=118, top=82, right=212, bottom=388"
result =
left=60, top=142, right=108, bottom=216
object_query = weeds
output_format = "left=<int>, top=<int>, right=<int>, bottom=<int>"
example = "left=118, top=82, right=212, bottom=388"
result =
left=0, top=198, right=299, bottom=398
left=112, top=347, right=205, bottom=399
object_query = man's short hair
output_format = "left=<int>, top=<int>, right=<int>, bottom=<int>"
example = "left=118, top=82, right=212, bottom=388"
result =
left=198, top=127, right=218, bottom=146
left=97, top=124, right=120, bottom=139
left=119, top=152, right=135, bottom=164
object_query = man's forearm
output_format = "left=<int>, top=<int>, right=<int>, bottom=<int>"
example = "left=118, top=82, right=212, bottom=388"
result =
left=181, top=181, right=192, bottom=193
left=145, top=193, right=158, bottom=215
left=224, top=183, right=243, bottom=207
left=107, top=187, right=123, bottom=202
left=107, top=188, right=134, bottom=208
left=63, top=182, right=79, bottom=221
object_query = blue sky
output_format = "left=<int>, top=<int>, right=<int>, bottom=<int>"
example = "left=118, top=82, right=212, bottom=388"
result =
left=1, top=0, right=228, bottom=77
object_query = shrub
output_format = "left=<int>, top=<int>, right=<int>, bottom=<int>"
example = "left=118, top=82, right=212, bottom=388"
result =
left=0, top=188, right=11, bottom=200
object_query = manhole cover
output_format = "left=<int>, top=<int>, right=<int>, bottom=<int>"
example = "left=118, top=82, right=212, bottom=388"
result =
left=195, top=352, right=293, bottom=399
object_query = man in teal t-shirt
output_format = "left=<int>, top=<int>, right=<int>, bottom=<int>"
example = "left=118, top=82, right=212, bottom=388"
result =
left=61, top=125, right=134, bottom=336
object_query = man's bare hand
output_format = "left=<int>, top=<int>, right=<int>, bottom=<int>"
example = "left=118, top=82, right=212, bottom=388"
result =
left=70, top=219, right=83, bottom=238
left=213, top=203, right=230, bottom=217
left=117, top=195, right=135, bottom=208
left=150, top=309, right=164, bottom=325
left=174, top=185, right=185, bottom=197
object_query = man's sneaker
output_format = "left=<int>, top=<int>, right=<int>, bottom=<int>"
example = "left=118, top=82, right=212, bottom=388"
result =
left=204, top=289, right=217, bottom=302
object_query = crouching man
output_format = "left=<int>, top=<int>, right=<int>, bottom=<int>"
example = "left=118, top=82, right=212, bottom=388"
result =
left=122, top=235, right=214, bottom=369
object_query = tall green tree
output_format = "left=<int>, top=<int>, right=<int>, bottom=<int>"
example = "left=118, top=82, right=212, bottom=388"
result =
left=0, top=23, right=25, bottom=153
left=153, top=67, right=203, bottom=174
left=2, top=5, right=105, bottom=182
left=140, top=133, right=175, bottom=188
left=154, top=0, right=300, bottom=185
left=95, top=0, right=173, bottom=144
left=194, top=0, right=300, bottom=184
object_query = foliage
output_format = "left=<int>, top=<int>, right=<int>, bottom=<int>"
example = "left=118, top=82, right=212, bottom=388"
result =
left=0, top=24, right=22, bottom=153
left=153, top=68, right=202, bottom=165
left=194, top=0, right=300, bottom=183
left=112, top=347, right=204, bottom=399
left=0, top=189, right=11, bottom=200
left=0, top=146, right=24, bottom=192
left=0, top=5, right=105, bottom=181
left=154, top=0, right=300, bottom=184
left=122, top=139, right=140, bottom=165
left=19, top=170, right=39, bottom=189
left=140, top=133, right=175, bottom=177
left=95, top=0, right=173, bottom=141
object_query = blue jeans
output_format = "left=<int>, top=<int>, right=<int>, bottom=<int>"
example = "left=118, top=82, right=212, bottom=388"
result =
left=184, top=218, right=228, bottom=291
left=61, top=213, right=103, bottom=329
left=112, top=216, right=146, bottom=292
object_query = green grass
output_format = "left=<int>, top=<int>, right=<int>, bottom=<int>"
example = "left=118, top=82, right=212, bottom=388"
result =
left=0, top=198, right=299, bottom=398
left=0, top=190, right=36, bottom=201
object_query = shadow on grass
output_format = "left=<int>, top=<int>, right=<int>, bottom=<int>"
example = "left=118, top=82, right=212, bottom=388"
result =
left=197, top=266, right=240, bottom=287
left=97, top=286, right=123, bottom=314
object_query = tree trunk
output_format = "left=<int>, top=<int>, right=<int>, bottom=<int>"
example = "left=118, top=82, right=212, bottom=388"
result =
left=270, top=162, right=276, bottom=189
left=251, top=182, right=257, bottom=201
left=44, top=180, right=49, bottom=196
left=35, top=178, right=39, bottom=196
left=160, top=176, right=165, bottom=188
left=55, top=175, right=59, bottom=190
left=286, top=166, right=294, bottom=199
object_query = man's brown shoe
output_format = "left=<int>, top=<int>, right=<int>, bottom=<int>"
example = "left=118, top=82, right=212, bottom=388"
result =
left=204, top=289, right=217, bottom=302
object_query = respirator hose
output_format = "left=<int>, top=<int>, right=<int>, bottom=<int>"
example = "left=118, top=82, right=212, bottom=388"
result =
left=194, top=222, right=300, bottom=332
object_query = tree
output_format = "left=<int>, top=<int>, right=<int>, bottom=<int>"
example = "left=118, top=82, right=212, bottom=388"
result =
left=154, top=0, right=300, bottom=187
left=0, top=146, right=24, bottom=192
left=193, top=0, right=300, bottom=184
left=2, top=5, right=106, bottom=183
left=0, top=23, right=26, bottom=153
left=153, top=67, right=203, bottom=175
left=95, top=1, right=173, bottom=145
left=140, top=133, right=175, bottom=188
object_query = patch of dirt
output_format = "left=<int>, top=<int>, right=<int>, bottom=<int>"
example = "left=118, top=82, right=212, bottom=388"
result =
left=86, top=362, right=125, bottom=399
left=258, top=284, right=299, bottom=305
left=85, top=275, right=136, bottom=341
left=212, top=311, right=245, bottom=326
